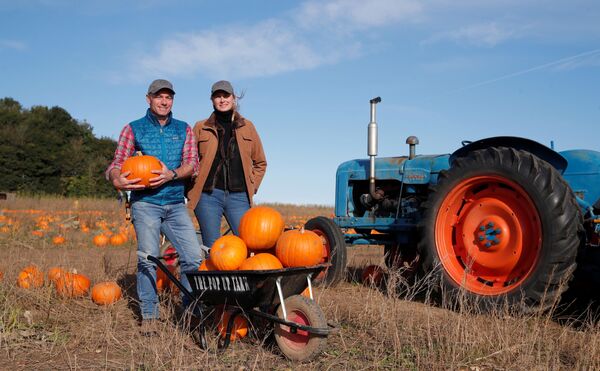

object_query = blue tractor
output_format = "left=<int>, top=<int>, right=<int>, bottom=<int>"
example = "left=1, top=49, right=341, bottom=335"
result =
left=305, top=97, right=600, bottom=311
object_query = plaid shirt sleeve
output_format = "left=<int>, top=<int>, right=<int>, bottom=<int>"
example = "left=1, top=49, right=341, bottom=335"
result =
left=105, top=124, right=136, bottom=180
left=182, top=125, right=199, bottom=176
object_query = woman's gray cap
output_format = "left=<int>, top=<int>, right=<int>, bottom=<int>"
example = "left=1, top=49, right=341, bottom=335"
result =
left=148, top=79, right=175, bottom=95
left=211, top=80, right=234, bottom=95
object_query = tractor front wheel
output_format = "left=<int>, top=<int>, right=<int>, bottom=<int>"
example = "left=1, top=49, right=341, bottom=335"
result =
left=418, top=147, right=581, bottom=311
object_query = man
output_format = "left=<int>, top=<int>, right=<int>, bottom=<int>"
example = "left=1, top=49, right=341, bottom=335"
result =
left=106, top=79, right=203, bottom=332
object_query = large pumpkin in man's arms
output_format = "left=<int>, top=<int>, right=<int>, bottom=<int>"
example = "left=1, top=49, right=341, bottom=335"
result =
left=121, top=154, right=162, bottom=187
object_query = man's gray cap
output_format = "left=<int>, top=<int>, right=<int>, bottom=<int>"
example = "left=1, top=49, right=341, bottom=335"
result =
left=211, top=80, right=234, bottom=95
left=148, top=79, right=175, bottom=95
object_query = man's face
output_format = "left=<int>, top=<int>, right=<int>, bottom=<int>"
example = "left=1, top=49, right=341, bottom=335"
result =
left=146, top=89, right=174, bottom=117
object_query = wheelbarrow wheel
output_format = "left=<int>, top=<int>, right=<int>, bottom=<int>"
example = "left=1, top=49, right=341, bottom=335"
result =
left=305, top=217, right=347, bottom=285
left=274, top=295, right=327, bottom=362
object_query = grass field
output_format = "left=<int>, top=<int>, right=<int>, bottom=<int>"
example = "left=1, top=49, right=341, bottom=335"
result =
left=1, top=196, right=599, bottom=369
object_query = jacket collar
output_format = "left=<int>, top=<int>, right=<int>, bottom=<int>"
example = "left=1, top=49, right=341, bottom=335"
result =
left=145, top=108, right=172, bottom=127
left=204, top=111, right=246, bottom=130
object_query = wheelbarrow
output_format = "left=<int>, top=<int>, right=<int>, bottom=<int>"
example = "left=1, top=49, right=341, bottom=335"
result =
left=146, top=255, right=338, bottom=362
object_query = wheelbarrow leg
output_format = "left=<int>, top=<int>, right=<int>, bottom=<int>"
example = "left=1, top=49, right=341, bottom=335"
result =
left=218, top=308, right=242, bottom=350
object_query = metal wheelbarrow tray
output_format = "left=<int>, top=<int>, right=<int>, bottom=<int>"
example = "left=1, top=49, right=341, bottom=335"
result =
left=147, top=255, right=338, bottom=362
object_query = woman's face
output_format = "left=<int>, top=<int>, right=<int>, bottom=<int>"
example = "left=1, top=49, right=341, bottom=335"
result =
left=211, top=91, right=234, bottom=112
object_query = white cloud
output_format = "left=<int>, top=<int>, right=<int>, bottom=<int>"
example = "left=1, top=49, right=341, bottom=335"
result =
left=133, top=0, right=418, bottom=80
left=137, top=20, right=341, bottom=80
left=295, top=0, right=423, bottom=30
left=130, top=0, right=600, bottom=80
left=423, top=22, right=521, bottom=47
left=0, top=39, right=27, bottom=51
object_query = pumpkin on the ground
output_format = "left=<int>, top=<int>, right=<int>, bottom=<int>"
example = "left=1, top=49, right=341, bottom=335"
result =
left=156, top=265, right=178, bottom=292
left=55, top=271, right=91, bottom=297
left=91, top=282, right=122, bottom=305
left=52, top=235, right=66, bottom=245
left=121, top=153, right=162, bottom=187
left=275, top=227, right=323, bottom=267
left=210, top=235, right=248, bottom=271
left=239, top=206, right=284, bottom=251
left=239, top=253, right=283, bottom=271
left=217, top=310, right=249, bottom=341
left=93, top=234, right=109, bottom=247
left=109, top=233, right=127, bottom=246
left=17, top=265, right=44, bottom=289
left=47, top=266, right=66, bottom=283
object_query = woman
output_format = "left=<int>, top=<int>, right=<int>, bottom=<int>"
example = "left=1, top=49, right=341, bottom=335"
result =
left=187, top=80, right=267, bottom=249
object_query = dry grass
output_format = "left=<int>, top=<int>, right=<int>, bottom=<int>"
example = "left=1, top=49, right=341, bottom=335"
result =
left=1, top=196, right=599, bottom=369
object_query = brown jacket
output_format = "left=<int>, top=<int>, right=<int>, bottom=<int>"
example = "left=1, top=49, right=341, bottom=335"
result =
left=186, top=112, right=267, bottom=209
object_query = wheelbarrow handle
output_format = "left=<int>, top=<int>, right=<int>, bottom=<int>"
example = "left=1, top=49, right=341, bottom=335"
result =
left=145, top=254, right=196, bottom=303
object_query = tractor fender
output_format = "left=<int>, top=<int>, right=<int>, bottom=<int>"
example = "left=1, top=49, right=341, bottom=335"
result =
left=450, top=136, right=568, bottom=174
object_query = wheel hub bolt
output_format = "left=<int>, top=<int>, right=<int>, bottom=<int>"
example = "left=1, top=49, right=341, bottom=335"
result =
left=477, top=221, right=503, bottom=248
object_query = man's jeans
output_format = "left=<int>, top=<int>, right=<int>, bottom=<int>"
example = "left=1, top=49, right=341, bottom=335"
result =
left=131, top=201, right=204, bottom=320
left=193, top=189, right=250, bottom=249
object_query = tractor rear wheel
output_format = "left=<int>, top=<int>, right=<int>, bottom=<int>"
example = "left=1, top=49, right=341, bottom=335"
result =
left=418, top=147, right=581, bottom=312
left=305, top=217, right=347, bottom=285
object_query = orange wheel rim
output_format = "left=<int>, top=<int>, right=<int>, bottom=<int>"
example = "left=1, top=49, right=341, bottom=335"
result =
left=435, top=175, right=542, bottom=295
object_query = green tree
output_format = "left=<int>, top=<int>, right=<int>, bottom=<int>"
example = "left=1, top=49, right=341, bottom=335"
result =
left=0, top=97, right=117, bottom=197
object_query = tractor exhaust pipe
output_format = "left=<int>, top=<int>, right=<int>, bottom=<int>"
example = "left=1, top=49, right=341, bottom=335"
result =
left=368, top=97, right=383, bottom=202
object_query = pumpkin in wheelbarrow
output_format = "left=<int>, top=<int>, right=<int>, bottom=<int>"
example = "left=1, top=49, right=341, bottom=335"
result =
left=275, top=227, right=323, bottom=267
left=239, top=206, right=285, bottom=250
left=210, top=235, right=248, bottom=270
left=239, top=253, right=283, bottom=270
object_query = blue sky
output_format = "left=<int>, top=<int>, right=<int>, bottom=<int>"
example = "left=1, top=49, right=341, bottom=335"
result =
left=1, top=0, right=599, bottom=205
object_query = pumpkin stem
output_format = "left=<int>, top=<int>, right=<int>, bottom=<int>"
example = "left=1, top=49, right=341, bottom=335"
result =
left=300, top=226, right=305, bottom=233
left=135, top=151, right=143, bottom=156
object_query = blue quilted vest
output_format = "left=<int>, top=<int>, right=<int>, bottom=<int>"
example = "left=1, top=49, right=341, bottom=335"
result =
left=129, top=109, right=187, bottom=205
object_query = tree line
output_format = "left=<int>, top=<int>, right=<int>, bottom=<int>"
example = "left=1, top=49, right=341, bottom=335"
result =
left=0, top=97, right=117, bottom=197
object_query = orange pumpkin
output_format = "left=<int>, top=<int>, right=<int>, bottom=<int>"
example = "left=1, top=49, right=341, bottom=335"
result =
left=239, top=206, right=285, bottom=250
left=55, top=271, right=91, bottom=297
left=210, top=235, right=248, bottom=271
left=275, top=227, right=323, bottom=267
left=301, top=287, right=312, bottom=298
left=239, top=253, right=283, bottom=271
left=217, top=310, right=249, bottom=341
left=52, top=235, right=66, bottom=245
left=156, top=265, right=178, bottom=292
left=198, top=258, right=217, bottom=271
left=91, top=282, right=122, bottom=305
left=109, top=233, right=127, bottom=246
left=121, top=153, right=162, bottom=187
left=93, top=234, right=109, bottom=247
left=47, top=266, right=66, bottom=283
left=17, top=265, right=44, bottom=289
